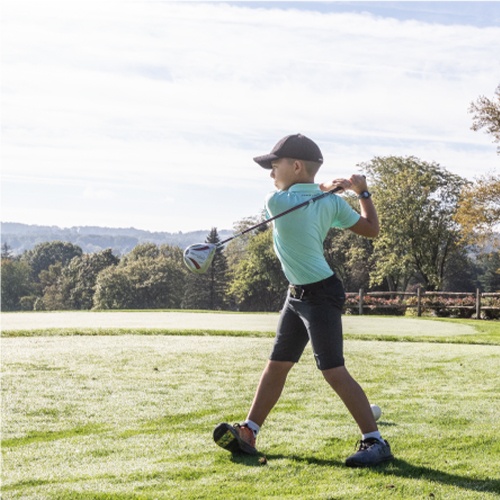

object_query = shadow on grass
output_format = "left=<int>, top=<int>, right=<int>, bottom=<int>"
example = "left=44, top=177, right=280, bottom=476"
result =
left=231, top=453, right=499, bottom=494
left=379, top=458, right=499, bottom=495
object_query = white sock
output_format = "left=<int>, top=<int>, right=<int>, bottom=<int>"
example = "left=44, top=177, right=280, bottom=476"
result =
left=243, top=420, right=260, bottom=436
left=362, top=431, right=384, bottom=443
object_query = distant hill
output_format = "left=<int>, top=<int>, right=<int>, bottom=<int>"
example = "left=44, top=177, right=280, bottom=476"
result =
left=1, top=222, right=234, bottom=256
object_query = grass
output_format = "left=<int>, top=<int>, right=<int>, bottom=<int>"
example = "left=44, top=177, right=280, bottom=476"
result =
left=3, top=313, right=500, bottom=345
left=2, top=315, right=500, bottom=499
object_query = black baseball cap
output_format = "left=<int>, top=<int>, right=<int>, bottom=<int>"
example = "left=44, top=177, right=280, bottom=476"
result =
left=253, top=133, right=323, bottom=170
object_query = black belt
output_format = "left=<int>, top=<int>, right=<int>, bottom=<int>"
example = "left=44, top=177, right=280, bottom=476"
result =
left=288, top=275, right=334, bottom=299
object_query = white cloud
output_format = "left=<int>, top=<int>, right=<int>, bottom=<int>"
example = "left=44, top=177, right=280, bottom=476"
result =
left=1, top=1, right=499, bottom=232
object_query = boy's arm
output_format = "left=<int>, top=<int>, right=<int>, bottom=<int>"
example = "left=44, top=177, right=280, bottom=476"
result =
left=320, top=175, right=379, bottom=238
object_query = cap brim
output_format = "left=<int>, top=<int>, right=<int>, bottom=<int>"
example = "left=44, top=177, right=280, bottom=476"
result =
left=253, top=154, right=279, bottom=169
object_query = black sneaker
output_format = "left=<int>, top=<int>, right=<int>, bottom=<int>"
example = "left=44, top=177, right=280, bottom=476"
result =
left=345, top=438, right=394, bottom=467
left=213, top=423, right=258, bottom=455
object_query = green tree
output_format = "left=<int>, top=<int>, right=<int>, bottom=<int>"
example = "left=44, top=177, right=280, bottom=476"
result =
left=323, top=224, right=377, bottom=292
left=124, top=242, right=160, bottom=261
left=475, top=251, right=500, bottom=292
left=0, top=257, right=33, bottom=311
left=1, top=243, right=13, bottom=259
left=469, top=83, right=500, bottom=154
left=59, top=249, right=119, bottom=309
left=182, top=228, right=228, bottom=310
left=38, top=263, right=65, bottom=310
left=93, top=266, right=134, bottom=309
left=441, top=248, right=477, bottom=292
left=362, top=156, right=467, bottom=291
left=93, top=244, right=185, bottom=309
left=228, top=228, right=287, bottom=311
left=23, top=241, right=82, bottom=282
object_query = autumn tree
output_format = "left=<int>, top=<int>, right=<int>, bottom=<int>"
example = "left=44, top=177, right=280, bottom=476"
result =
left=454, top=173, right=500, bottom=248
left=469, top=83, right=500, bottom=154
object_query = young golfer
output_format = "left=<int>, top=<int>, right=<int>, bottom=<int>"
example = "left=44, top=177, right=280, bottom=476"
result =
left=214, top=134, right=393, bottom=467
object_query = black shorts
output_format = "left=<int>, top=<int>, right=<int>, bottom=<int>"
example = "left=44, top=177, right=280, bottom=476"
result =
left=270, top=274, right=346, bottom=371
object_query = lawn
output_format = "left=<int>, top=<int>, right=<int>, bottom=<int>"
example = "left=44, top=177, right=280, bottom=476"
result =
left=2, top=314, right=500, bottom=499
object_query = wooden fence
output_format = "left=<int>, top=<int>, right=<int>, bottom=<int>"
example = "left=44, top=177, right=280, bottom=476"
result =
left=345, top=289, right=500, bottom=319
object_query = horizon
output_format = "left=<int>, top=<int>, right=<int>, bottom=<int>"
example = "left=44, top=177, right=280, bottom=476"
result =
left=2, top=1, right=499, bottom=232
left=1, top=220, right=233, bottom=234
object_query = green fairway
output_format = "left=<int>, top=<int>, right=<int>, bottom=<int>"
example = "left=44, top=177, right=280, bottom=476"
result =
left=2, top=327, right=500, bottom=499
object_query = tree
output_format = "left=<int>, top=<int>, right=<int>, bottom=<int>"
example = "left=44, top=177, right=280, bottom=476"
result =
left=182, top=228, right=228, bottom=310
left=362, top=156, right=467, bottom=291
left=223, top=215, right=264, bottom=271
left=23, top=241, right=83, bottom=282
left=124, top=242, right=160, bottom=261
left=1, top=243, right=13, bottom=259
left=441, top=248, right=477, bottom=292
left=475, top=251, right=500, bottom=292
left=228, top=228, right=288, bottom=311
left=469, top=83, right=500, bottom=154
left=0, top=257, right=33, bottom=311
left=93, top=244, right=185, bottom=309
left=58, top=249, right=119, bottom=309
left=454, top=174, right=500, bottom=248
left=323, top=223, right=377, bottom=292
left=37, top=263, right=65, bottom=310
left=93, top=266, right=134, bottom=309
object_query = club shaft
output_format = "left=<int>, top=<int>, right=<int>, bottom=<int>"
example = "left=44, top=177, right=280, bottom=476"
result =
left=218, top=186, right=343, bottom=247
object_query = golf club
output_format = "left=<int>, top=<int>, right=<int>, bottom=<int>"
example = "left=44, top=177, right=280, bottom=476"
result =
left=183, top=186, right=343, bottom=274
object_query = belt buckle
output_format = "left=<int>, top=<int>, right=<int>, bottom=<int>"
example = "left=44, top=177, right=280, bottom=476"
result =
left=289, top=285, right=305, bottom=300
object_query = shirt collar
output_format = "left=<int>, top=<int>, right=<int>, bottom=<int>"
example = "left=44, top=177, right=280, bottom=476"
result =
left=287, top=183, right=320, bottom=193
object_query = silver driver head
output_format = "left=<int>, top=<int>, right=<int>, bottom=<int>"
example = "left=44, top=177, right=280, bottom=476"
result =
left=183, top=243, right=217, bottom=274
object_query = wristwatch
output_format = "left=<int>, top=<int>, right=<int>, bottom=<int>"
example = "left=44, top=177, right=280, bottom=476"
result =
left=358, top=191, right=371, bottom=199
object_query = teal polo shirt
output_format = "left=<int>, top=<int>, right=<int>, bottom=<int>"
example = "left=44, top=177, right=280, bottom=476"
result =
left=265, top=183, right=360, bottom=285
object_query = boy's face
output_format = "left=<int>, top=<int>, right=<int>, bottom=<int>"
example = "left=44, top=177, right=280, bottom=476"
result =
left=270, top=158, right=297, bottom=190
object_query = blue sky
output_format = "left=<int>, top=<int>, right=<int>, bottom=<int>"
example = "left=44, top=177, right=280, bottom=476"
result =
left=2, top=1, right=499, bottom=233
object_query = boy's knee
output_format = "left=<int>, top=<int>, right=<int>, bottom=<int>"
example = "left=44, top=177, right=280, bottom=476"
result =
left=267, top=360, right=295, bottom=374
left=321, top=365, right=350, bottom=385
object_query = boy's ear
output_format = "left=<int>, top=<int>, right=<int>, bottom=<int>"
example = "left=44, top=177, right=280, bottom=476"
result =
left=293, top=159, right=304, bottom=174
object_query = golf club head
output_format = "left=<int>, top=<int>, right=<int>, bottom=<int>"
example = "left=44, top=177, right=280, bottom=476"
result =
left=183, top=243, right=217, bottom=274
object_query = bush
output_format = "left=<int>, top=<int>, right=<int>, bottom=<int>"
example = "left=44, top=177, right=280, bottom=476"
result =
left=346, top=293, right=500, bottom=319
left=344, top=295, right=407, bottom=316
left=482, top=296, right=500, bottom=320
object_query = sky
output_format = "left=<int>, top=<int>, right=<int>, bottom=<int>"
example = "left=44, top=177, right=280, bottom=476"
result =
left=2, top=1, right=499, bottom=234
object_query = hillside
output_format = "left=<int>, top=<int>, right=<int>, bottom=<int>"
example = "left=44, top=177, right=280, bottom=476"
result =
left=1, top=222, right=233, bottom=256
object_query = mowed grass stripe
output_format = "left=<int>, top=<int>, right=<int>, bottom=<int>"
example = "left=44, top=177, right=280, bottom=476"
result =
left=2, top=312, right=499, bottom=345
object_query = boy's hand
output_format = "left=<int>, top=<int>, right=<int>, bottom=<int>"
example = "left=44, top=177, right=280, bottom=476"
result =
left=348, top=174, right=368, bottom=195
left=319, top=175, right=367, bottom=195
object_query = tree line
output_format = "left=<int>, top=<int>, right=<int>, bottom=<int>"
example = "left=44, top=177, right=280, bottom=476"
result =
left=2, top=156, right=499, bottom=313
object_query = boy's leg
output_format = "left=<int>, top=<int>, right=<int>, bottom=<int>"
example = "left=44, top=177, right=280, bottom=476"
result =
left=214, top=360, right=294, bottom=454
left=214, top=298, right=305, bottom=455
left=322, top=365, right=377, bottom=434
left=322, top=366, right=393, bottom=467
left=246, top=360, right=295, bottom=426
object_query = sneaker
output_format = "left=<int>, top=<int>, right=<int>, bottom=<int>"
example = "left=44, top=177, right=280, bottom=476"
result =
left=213, top=422, right=257, bottom=455
left=345, top=438, right=394, bottom=467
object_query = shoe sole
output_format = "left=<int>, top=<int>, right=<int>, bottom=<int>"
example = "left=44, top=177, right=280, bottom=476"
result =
left=213, top=423, right=257, bottom=455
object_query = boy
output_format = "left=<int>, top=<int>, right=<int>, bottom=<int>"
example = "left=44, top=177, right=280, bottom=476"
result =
left=214, top=134, right=393, bottom=467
